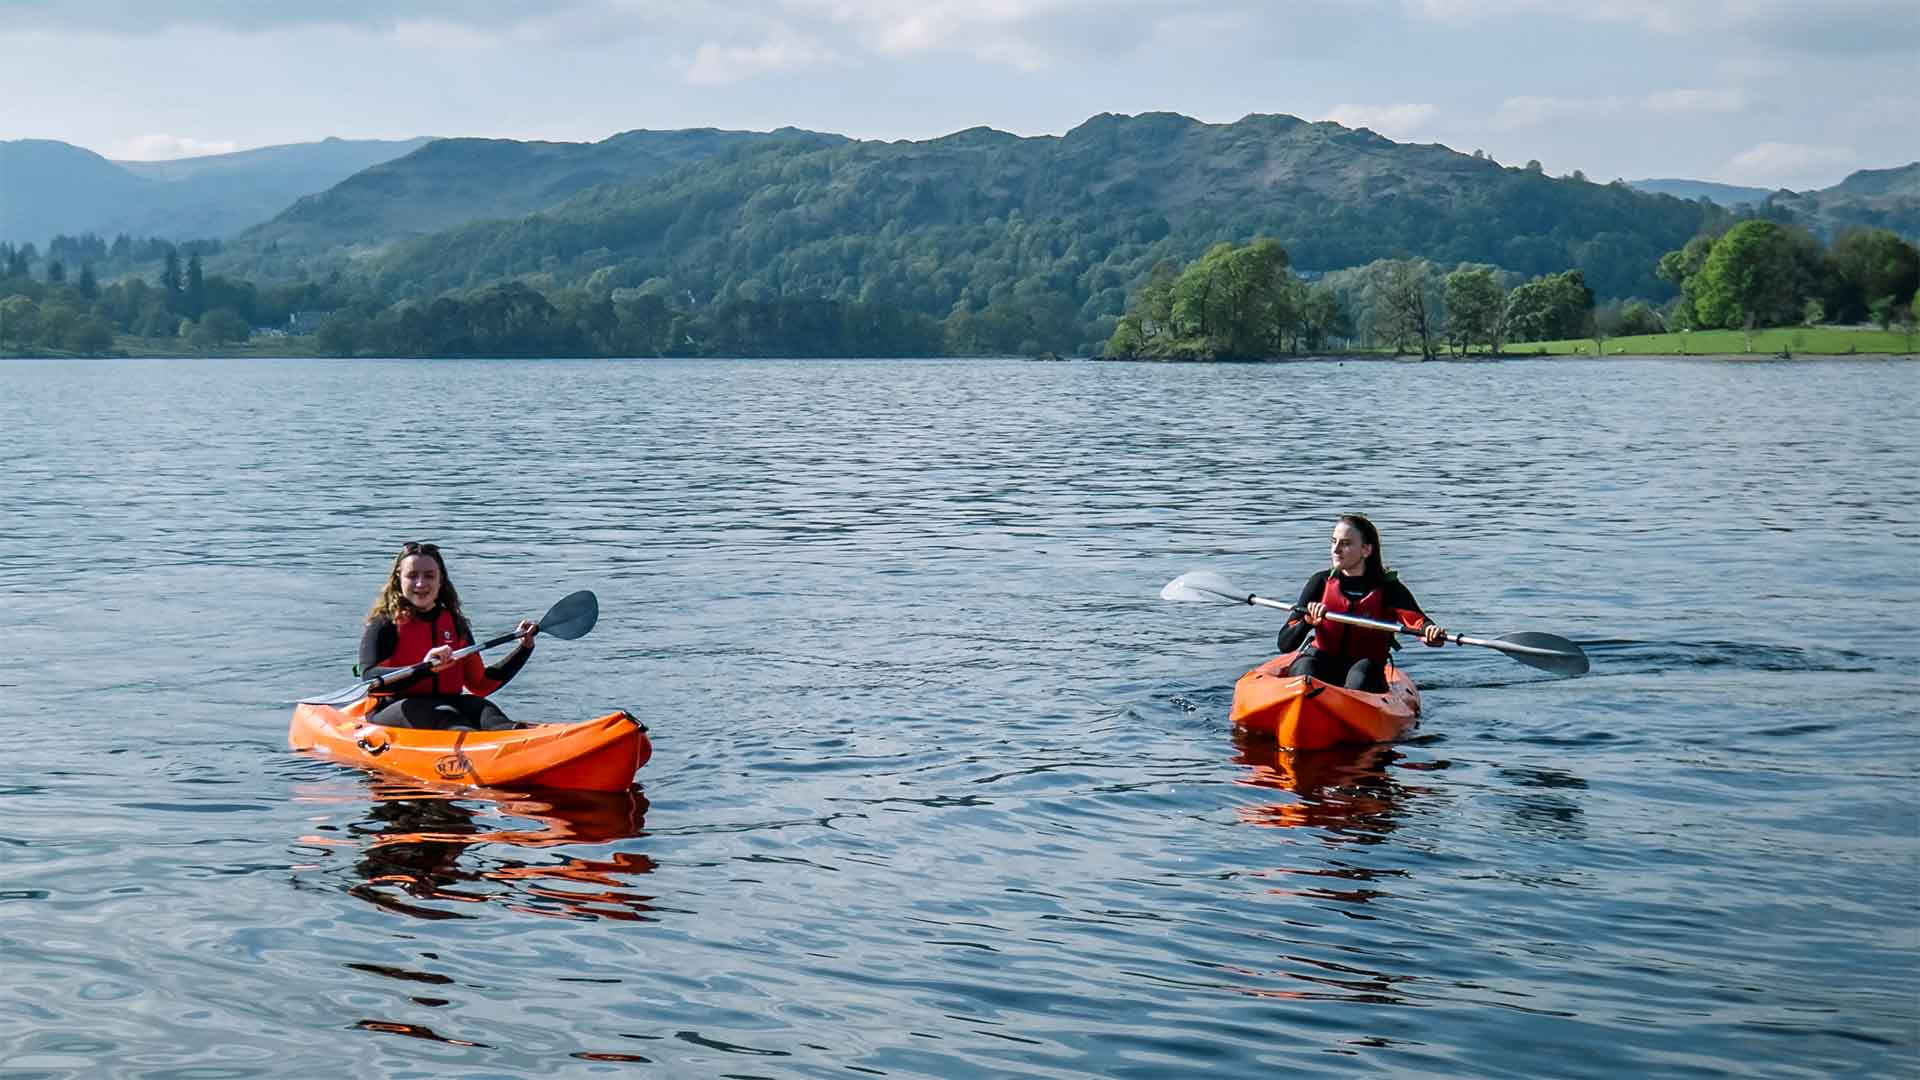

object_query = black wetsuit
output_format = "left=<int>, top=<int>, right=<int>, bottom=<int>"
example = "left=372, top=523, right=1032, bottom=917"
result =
left=358, top=609, right=532, bottom=730
left=1276, top=569, right=1429, bottom=693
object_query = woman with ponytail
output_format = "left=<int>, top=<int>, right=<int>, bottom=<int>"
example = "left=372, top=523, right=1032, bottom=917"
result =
left=1274, top=514, right=1447, bottom=693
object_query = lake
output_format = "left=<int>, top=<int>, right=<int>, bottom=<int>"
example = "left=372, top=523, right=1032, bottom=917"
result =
left=1, top=355, right=1915, bottom=1077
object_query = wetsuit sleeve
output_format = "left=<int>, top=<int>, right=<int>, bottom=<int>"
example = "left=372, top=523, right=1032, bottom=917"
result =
left=357, top=617, right=432, bottom=691
left=454, top=613, right=532, bottom=697
left=1383, top=579, right=1430, bottom=632
left=466, top=646, right=531, bottom=697
left=1277, top=571, right=1329, bottom=652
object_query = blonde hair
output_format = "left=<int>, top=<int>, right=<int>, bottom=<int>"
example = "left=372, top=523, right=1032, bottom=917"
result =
left=365, top=542, right=466, bottom=625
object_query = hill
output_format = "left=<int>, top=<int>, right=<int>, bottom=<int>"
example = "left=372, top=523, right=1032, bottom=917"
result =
left=0, top=136, right=432, bottom=246
left=1759, top=163, right=1920, bottom=240
left=347, top=112, right=1726, bottom=318
left=224, top=127, right=846, bottom=272
left=1627, top=178, right=1772, bottom=207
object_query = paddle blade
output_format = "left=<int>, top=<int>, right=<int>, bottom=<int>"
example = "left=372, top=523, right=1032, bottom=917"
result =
left=299, top=683, right=372, bottom=707
left=1160, top=570, right=1252, bottom=604
left=1491, top=632, right=1589, bottom=676
left=538, top=589, right=599, bottom=640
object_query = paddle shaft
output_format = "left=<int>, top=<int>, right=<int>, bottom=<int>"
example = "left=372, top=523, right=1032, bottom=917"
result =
left=1243, top=593, right=1571, bottom=660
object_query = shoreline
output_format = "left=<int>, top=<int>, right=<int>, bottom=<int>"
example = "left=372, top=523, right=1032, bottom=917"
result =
left=6, top=350, right=1916, bottom=364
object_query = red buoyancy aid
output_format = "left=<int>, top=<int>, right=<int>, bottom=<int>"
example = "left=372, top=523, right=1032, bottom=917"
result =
left=382, top=609, right=473, bottom=696
left=1314, top=575, right=1395, bottom=665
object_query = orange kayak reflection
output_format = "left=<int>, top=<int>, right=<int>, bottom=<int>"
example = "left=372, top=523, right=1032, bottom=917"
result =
left=1231, top=730, right=1437, bottom=838
left=293, top=780, right=659, bottom=922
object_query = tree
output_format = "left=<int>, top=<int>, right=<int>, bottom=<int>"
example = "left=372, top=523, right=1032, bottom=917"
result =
left=1369, top=258, right=1442, bottom=360
left=46, top=260, right=66, bottom=284
left=1507, top=269, right=1595, bottom=343
left=1295, top=284, right=1352, bottom=352
left=196, top=308, right=251, bottom=344
left=315, top=313, right=363, bottom=357
left=184, top=254, right=206, bottom=319
left=0, top=295, right=37, bottom=351
left=160, top=249, right=182, bottom=299
left=77, top=264, right=99, bottom=300
left=1656, top=233, right=1718, bottom=329
left=1821, top=228, right=1919, bottom=323
left=1691, top=220, right=1819, bottom=349
left=1443, top=266, right=1506, bottom=354
left=67, top=316, right=114, bottom=356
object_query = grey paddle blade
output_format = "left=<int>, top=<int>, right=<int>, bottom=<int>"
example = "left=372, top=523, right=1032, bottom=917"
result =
left=1160, top=570, right=1252, bottom=604
left=539, top=590, right=599, bottom=640
left=1491, top=631, right=1589, bottom=676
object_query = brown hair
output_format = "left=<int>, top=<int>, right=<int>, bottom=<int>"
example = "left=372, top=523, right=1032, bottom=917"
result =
left=1337, top=513, right=1388, bottom=578
left=365, top=542, right=466, bottom=625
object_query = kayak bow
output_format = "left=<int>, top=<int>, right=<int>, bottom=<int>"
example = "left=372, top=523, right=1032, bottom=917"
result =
left=1229, top=650, right=1419, bottom=749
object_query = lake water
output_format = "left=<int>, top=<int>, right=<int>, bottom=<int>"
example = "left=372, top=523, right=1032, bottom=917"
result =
left=2, top=356, right=1915, bottom=1077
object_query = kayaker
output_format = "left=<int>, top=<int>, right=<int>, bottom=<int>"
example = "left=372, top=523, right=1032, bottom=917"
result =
left=358, top=541, right=538, bottom=730
left=1275, top=514, right=1447, bottom=692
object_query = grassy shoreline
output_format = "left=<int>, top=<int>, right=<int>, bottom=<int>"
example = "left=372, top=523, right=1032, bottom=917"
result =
left=3, top=325, right=1915, bottom=362
left=1516, top=325, right=1915, bottom=357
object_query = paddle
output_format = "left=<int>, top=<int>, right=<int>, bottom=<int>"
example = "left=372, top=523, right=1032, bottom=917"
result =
left=299, top=589, right=600, bottom=706
left=1160, top=570, right=1588, bottom=676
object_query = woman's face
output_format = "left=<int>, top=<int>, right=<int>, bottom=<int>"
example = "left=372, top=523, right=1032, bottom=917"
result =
left=396, top=554, right=443, bottom=611
left=1330, top=521, right=1372, bottom=575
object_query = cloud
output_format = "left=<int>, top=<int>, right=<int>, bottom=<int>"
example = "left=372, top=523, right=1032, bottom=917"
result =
left=1644, top=88, right=1743, bottom=114
left=1494, top=90, right=1745, bottom=130
left=0, top=0, right=595, bottom=35
left=113, top=133, right=241, bottom=160
left=1323, top=103, right=1436, bottom=138
left=1404, top=0, right=1917, bottom=54
left=779, top=0, right=1143, bottom=71
left=1493, top=95, right=1624, bottom=130
left=687, top=36, right=838, bottom=85
left=1728, top=142, right=1857, bottom=188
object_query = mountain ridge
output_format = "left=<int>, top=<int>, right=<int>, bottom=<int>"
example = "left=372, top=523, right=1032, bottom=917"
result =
left=0, top=136, right=435, bottom=246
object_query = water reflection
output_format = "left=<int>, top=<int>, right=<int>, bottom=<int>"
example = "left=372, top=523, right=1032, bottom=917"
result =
left=293, top=782, right=659, bottom=922
left=1230, top=731, right=1442, bottom=842
left=1493, top=764, right=1589, bottom=840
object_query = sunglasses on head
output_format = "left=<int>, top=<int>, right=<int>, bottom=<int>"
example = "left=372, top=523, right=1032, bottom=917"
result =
left=400, top=542, right=441, bottom=556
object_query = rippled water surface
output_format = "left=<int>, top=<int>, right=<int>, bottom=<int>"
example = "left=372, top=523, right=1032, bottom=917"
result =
left=2, top=356, right=1916, bottom=1077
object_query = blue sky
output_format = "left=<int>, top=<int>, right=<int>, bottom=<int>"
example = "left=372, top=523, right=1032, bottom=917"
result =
left=2, top=0, right=1913, bottom=189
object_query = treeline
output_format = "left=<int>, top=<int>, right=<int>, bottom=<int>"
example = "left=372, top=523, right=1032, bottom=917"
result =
left=311, top=283, right=948, bottom=358
left=1657, top=222, right=1919, bottom=338
left=1, top=234, right=223, bottom=283
left=1103, top=239, right=1597, bottom=360
left=1106, top=226, right=1920, bottom=360
left=0, top=247, right=349, bottom=355
left=0, top=249, right=1083, bottom=358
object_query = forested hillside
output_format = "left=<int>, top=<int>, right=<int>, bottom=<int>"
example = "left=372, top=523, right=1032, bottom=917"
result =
left=345, top=112, right=1724, bottom=335
left=223, top=127, right=844, bottom=273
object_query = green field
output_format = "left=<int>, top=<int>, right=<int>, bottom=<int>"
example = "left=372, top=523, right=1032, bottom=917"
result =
left=1513, top=325, right=1915, bottom=357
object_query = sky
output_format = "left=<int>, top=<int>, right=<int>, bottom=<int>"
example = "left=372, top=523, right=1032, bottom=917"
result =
left=2, top=0, right=1914, bottom=191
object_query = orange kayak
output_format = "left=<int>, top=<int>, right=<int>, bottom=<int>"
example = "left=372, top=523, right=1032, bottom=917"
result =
left=289, top=698, right=651, bottom=792
left=1229, top=651, right=1420, bottom=749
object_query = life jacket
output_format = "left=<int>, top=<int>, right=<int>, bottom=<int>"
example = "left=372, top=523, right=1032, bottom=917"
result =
left=380, top=608, right=470, bottom=696
left=1313, top=574, right=1393, bottom=665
